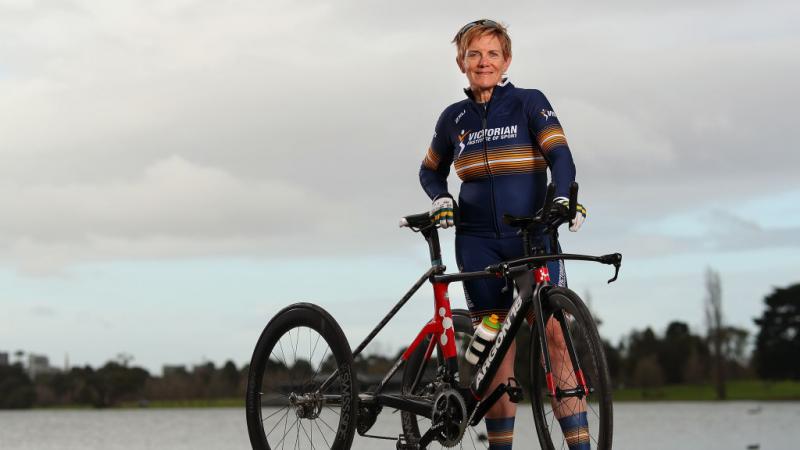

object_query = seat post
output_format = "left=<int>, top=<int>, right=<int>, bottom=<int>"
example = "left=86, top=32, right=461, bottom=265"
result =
left=421, top=226, right=443, bottom=267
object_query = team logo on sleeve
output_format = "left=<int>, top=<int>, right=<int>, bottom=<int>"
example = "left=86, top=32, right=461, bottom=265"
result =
left=539, top=109, right=557, bottom=120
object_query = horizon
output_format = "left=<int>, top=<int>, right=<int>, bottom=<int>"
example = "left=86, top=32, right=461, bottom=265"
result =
left=2, top=0, right=798, bottom=375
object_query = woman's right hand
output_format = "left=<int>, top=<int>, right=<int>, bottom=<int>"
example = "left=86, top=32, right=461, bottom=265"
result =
left=430, top=196, right=455, bottom=228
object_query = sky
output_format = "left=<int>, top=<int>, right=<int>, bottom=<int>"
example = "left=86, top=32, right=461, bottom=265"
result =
left=1, top=0, right=798, bottom=374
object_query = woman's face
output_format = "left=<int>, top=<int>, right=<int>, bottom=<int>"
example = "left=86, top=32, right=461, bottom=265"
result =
left=458, top=33, right=511, bottom=92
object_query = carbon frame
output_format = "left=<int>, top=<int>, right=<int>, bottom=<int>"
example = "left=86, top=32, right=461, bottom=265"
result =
left=339, top=221, right=620, bottom=432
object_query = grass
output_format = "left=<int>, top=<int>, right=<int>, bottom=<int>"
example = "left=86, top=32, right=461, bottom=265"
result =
left=36, top=380, right=800, bottom=409
left=613, top=379, right=800, bottom=401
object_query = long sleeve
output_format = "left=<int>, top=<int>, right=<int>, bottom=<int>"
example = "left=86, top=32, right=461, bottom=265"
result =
left=419, top=110, right=455, bottom=200
left=527, top=90, right=576, bottom=199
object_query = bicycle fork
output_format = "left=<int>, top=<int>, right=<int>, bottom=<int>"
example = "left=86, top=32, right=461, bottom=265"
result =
left=532, top=267, right=590, bottom=400
left=470, top=266, right=590, bottom=402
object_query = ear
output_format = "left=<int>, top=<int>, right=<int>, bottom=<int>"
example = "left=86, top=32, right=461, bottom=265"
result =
left=456, top=55, right=466, bottom=74
left=501, top=54, right=512, bottom=74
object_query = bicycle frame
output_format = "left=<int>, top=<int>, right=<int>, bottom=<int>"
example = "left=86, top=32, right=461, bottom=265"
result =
left=341, top=223, right=619, bottom=424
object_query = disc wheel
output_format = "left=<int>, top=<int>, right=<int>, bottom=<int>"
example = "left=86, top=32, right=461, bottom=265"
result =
left=529, top=288, right=613, bottom=450
left=401, top=309, right=488, bottom=449
left=246, top=303, right=357, bottom=450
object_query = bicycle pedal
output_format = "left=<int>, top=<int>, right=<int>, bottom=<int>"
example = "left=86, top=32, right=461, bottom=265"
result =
left=506, top=377, right=524, bottom=403
left=397, top=434, right=420, bottom=450
left=507, top=385, right=523, bottom=403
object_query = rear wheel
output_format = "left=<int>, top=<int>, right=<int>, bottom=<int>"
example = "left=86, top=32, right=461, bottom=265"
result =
left=529, top=288, right=613, bottom=449
left=401, top=309, right=489, bottom=449
left=245, top=303, right=357, bottom=450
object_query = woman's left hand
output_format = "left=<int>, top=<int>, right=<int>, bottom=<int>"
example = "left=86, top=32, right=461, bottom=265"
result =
left=553, top=197, right=587, bottom=232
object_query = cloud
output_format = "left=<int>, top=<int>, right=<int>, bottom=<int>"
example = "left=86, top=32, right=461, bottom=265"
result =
left=30, top=305, right=56, bottom=317
left=0, top=156, right=369, bottom=273
left=0, top=0, right=798, bottom=272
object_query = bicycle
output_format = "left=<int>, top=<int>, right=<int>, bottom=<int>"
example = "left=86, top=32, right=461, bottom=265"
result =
left=245, top=182, right=622, bottom=450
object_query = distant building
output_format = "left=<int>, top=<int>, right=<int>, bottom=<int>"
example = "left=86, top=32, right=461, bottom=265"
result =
left=162, top=365, right=188, bottom=377
left=0, top=352, right=8, bottom=366
left=28, top=353, right=58, bottom=378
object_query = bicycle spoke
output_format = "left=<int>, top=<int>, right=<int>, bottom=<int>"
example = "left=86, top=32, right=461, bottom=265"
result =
left=289, top=327, right=300, bottom=365
left=464, top=425, right=481, bottom=449
left=274, top=416, right=299, bottom=450
left=309, top=330, right=323, bottom=369
left=298, top=420, right=315, bottom=450
left=295, top=415, right=300, bottom=450
left=313, top=419, right=332, bottom=449
left=275, top=339, right=290, bottom=371
left=308, top=347, right=330, bottom=392
left=317, top=414, right=337, bottom=433
left=263, top=405, right=290, bottom=424
left=265, top=407, right=291, bottom=436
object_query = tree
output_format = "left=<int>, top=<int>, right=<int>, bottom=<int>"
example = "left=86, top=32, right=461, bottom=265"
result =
left=0, top=364, right=35, bottom=408
left=633, top=355, right=664, bottom=397
left=658, top=321, right=692, bottom=384
left=753, top=283, right=800, bottom=379
left=705, top=267, right=726, bottom=399
left=221, top=360, right=240, bottom=391
left=622, top=327, right=660, bottom=385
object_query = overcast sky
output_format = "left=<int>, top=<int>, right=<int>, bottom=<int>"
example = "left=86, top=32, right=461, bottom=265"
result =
left=1, top=0, right=798, bottom=373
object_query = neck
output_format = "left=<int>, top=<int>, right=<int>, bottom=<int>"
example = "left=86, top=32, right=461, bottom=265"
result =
left=472, top=86, right=494, bottom=103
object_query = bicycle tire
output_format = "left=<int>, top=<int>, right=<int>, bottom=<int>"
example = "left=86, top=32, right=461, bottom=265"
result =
left=529, top=287, right=613, bottom=450
left=400, top=309, right=490, bottom=449
left=245, top=303, right=357, bottom=450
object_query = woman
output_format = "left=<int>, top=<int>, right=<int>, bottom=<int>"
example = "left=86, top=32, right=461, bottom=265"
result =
left=419, top=20, right=589, bottom=450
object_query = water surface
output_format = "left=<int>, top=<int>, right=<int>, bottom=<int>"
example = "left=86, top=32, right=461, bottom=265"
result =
left=0, top=402, right=797, bottom=449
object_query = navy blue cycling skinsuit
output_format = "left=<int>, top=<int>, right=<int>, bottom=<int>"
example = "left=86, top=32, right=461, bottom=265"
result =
left=419, top=79, right=577, bottom=322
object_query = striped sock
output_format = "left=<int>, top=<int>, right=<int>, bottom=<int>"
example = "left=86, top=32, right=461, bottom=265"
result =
left=557, top=411, right=590, bottom=450
left=485, top=416, right=514, bottom=449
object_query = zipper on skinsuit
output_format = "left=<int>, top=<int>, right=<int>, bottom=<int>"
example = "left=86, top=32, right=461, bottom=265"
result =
left=480, top=101, right=501, bottom=237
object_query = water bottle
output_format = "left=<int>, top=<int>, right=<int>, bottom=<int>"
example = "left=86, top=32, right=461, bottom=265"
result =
left=465, top=314, right=501, bottom=365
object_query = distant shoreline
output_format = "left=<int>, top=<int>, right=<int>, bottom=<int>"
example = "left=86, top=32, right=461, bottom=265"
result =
left=18, top=379, right=799, bottom=410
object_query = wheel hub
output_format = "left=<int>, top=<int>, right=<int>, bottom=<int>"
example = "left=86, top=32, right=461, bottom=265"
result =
left=289, top=392, right=322, bottom=419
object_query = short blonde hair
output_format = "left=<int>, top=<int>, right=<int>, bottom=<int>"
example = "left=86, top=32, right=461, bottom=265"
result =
left=452, top=19, right=512, bottom=62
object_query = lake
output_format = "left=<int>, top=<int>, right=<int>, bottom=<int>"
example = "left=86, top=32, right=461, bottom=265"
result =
left=1, top=402, right=798, bottom=449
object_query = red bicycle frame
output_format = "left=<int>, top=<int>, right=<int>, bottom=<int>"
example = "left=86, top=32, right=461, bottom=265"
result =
left=400, top=281, right=459, bottom=378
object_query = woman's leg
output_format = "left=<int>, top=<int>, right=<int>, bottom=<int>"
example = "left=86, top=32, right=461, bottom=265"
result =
left=546, top=312, right=589, bottom=450
left=485, top=341, right=516, bottom=449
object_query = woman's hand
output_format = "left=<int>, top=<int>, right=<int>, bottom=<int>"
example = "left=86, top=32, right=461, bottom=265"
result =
left=554, top=197, right=587, bottom=232
left=430, top=197, right=455, bottom=228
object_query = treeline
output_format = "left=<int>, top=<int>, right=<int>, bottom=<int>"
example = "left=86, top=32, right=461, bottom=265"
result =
left=2, top=283, right=797, bottom=408
left=0, top=360, right=247, bottom=409
left=602, top=322, right=749, bottom=389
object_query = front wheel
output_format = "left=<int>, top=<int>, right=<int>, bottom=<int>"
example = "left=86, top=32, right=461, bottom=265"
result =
left=245, top=303, right=357, bottom=450
left=530, top=288, right=613, bottom=450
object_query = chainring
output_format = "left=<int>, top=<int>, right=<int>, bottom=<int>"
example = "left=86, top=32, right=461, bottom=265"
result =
left=430, top=387, right=468, bottom=447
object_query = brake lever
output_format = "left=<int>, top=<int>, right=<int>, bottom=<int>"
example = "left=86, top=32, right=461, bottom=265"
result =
left=608, top=263, right=621, bottom=283
left=501, top=276, right=512, bottom=294
left=603, top=253, right=622, bottom=283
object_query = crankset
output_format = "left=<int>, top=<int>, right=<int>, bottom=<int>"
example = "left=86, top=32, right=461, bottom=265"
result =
left=418, top=387, right=468, bottom=448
